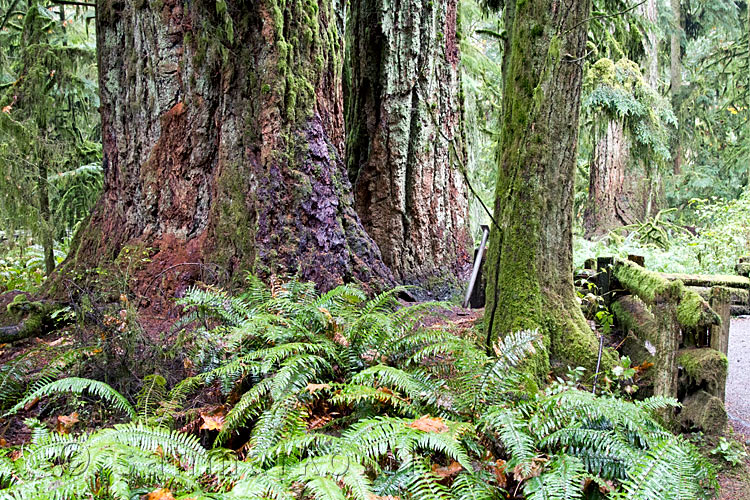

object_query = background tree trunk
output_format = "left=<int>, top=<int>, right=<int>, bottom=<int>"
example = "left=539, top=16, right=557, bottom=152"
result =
left=583, top=120, right=633, bottom=238
left=483, top=0, right=610, bottom=376
left=642, top=0, right=662, bottom=215
left=54, top=0, right=392, bottom=299
left=345, top=0, right=471, bottom=285
left=670, top=0, right=683, bottom=174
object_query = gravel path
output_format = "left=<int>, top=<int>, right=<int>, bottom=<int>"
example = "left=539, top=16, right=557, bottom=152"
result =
left=725, top=317, right=750, bottom=439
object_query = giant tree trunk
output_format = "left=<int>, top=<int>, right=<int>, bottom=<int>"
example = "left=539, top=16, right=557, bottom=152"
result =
left=583, top=120, right=635, bottom=238
left=484, top=0, right=610, bottom=376
left=345, top=0, right=471, bottom=284
left=54, top=0, right=392, bottom=298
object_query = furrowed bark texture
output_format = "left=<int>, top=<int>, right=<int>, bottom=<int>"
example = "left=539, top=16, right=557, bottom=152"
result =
left=583, top=119, right=647, bottom=238
left=55, top=0, right=393, bottom=298
left=484, top=0, right=611, bottom=375
left=345, top=0, right=471, bottom=284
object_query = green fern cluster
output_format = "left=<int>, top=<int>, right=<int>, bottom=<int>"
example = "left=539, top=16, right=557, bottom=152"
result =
left=0, top=277, right=718, bottom=499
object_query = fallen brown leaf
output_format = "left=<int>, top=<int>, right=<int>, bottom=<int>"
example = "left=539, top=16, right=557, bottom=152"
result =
left=200, top=413, right=225, bottom=431
left=408, top=415, right=448, bottom=433
left=56, top=412, right=79, bottom=434
left=147, top=488, right=175, bottom=500
left=432, top=461, right=463, bottom=479
left=305, top=383, right=331, bottom=394
left=492, top=459, right=508, bottom=488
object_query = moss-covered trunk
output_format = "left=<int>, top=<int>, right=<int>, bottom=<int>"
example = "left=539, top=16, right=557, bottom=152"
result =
left=345, top=0, right=471, bottom=284
left=484, top=0, right=608, bottom=375
left=53, top=0, right=393, bottom=298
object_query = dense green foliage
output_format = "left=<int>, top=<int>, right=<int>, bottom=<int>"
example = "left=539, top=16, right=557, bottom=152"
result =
left=0, top=279, right=717, bottom=499
left=0, top=0, right=100, bottom=276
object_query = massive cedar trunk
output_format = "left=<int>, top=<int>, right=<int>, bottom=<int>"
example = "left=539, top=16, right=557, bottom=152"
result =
left=345, top=0, right=471, bottom=284
left=484, top=0, right=610, bottom=375
left=583, top=120, right=645, bottom=238
left=54, top=0, right=392, bottom=298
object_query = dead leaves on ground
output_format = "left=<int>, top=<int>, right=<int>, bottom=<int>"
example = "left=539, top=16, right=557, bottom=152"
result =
left=408, top=415, right=448, bottom=433
left=199, top=407, right=226, bottom=431
left=56, top=412, right=79, bottom=434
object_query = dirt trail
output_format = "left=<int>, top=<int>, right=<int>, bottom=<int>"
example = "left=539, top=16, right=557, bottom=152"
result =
left=726, top=317, right=750, bottom=439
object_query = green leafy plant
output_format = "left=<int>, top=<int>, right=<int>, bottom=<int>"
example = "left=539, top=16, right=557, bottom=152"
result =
left=710, top=437, right=748, bottom=467
left=0, top=279, right=719, bottom=500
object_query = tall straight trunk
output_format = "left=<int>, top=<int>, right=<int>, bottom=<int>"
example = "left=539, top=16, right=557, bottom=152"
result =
left=54, top=0, right=392, bottom=298
left=670, top=0, right=683, bottom=174
left=345, top=0, right=471, bottom=284
left=38, top=160, right=54, bottom=275
left=642, top=0, right=659, bottom=89
left=583, top=120, right=632, bottom=238
left=484, top=0, right=610, bottom=376
left=642, top=0, right=661, bottom=215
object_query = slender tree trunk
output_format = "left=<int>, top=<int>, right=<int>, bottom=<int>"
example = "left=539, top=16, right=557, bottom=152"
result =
left=642, top=0, right=662, bottom=215
left=484, top=0, right=610, bottom=376
left=38, top=159, right=54, bottom=275
left=345, top=0, right=471, bottom=284
left=670, top=0, right=683, bottom=174
left=583, top=120, right=632, bottom=238
left=53, top=0, right=392, bottom=298
left=642, top=0, right=659, bottom=89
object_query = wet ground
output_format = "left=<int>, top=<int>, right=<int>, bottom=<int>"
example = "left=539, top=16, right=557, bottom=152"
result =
left=726, top=317, right=750, bottom=440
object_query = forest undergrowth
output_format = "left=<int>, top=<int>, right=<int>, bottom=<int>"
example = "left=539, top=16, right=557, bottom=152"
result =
left=0, top=276, right=724, bottom=500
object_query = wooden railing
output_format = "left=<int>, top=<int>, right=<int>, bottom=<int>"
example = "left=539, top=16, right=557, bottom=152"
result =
left=593, top=257, right=733, bottom=433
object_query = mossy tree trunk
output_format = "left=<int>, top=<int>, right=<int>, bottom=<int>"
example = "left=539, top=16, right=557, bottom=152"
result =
left=345, top=0, right=471, bottom=284
left=484, top=0, right=608, bottom=375
left=55, top=0, right=393, bottom=298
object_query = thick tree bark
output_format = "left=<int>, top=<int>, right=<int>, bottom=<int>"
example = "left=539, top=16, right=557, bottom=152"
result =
left=583, top=120, right=631, bottom=238
left=345, top=0, right=471, bottom=284
left=670, top=0, right=683, bottom=174
left=53, top=0, right=393, bottom=298
left=483, top=0, right=611, bottom=375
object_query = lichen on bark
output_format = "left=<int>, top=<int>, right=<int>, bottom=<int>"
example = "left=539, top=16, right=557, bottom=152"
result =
left=345, top=0, right=471, bottom=286
left=51, top=0, right=393, bottom=300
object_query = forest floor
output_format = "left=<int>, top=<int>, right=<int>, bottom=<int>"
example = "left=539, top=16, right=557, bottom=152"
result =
left=717, top=317, right=750, bottom=500
left=1, top=307, right=750, bottom=497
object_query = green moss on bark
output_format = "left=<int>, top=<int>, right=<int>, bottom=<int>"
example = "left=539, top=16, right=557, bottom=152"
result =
left=679, top=389, right=727, bottom=434
left=677, top=348, right=727, bottom=397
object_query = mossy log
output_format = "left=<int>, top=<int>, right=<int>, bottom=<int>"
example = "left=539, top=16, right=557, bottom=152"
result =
left=676, top=347, right=728, bottom=400
left=731, top=304, right=750, bottom=316
left=679, top=389, right=727, bottom=434
left=660, top=273, right=750, bottom=290
left=613, top=259, right=720, bottom=328
left=736, top=262, right=750, bottom=277
left=0, top=294, right=60, bottom=343
left=611, top=295, right=678, bottom=398
left=687, top=286, right=748, bottom=306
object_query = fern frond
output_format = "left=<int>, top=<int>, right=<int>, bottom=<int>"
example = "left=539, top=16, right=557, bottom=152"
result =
left=4, top=377, right=136, bottom=419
